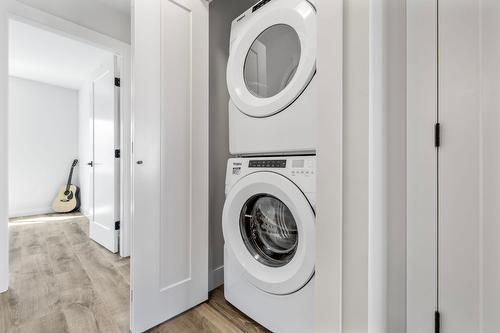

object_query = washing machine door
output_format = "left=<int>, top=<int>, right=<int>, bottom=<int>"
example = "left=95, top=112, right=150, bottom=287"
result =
left=227, top=0, right=316, bottom=118
left=223, top=172, right=315, bottom=295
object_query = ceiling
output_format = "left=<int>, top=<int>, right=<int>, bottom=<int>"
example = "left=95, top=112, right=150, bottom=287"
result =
left=9, top=20, right=113, bottom=90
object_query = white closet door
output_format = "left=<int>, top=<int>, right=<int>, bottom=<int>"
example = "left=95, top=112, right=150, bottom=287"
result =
left=438, top=0, right=481, bottom=331
left=131, top=0, right=209, bottom=332
left=409, top=0, right=500, bottom=332
left=90, top=58, right=119, bottom=253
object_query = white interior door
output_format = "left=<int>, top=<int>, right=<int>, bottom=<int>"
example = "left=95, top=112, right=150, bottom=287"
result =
left=90, top=58, right=119, bottom=253
left=408, top=0, right=500, bottom=332
left=131, top=0, right=209, bottom=331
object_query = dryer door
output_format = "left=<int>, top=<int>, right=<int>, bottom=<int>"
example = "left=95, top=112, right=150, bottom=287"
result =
left=222, top=172, right=315, bottom=295
left=227, top=0, right=316, bottom=118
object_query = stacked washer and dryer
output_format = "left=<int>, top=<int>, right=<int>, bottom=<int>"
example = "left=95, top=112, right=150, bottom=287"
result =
left=222, top=0, right=317, bottom=332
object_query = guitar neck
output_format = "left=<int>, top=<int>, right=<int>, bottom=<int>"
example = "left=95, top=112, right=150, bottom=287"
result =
left=66, top=165, right=76, bottom=192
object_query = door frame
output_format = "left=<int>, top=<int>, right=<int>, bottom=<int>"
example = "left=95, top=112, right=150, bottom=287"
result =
left=406, top=0, right=439, bottom=331
left=0, top=1, right=132, bottom=291
left=315, top=0, right=343, bottom=332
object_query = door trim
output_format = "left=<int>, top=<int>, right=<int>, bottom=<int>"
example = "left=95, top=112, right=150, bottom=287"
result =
left=406, top=0, right=438, bottom=331
left=315, top=0, right=343, bottom=331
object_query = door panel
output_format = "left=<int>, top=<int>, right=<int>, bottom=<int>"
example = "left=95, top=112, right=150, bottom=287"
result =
left=131, top=0, right=209, bottom=331
left=90, top=58, right=119, bottom=253
left=160, top=0, right=191, bottom=287
left=409, top=0, right=499, bottom=331
left=439, top=0, right=481, bottom=332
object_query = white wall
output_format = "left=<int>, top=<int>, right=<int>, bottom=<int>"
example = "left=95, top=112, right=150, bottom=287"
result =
left=12, top=0, right=131, bottom=43
left=326, top=0, right=407, bottom=331
left=8, top=77, right=79, bottom=217
left=208, top=0, right=257, bottom=290
left=480, top=0, right=500, bottom=330
left=381, top=0, right=407, bottom=331
left=0, top=0, right=8, bottom=293
left=342, top=0, right=371, bottom=329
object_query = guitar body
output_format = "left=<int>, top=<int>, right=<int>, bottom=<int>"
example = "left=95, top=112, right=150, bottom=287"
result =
left=52, top=159, right=81, bottom=214
left=52, top=185, right=81, bottom=213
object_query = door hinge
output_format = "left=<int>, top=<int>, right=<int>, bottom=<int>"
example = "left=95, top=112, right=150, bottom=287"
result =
left=435, top=123, right=441, bottom=148
left=435, top=311, right=441, bottom=333
left=115, top=149, right=121, bottom=158
left=115, top=221, right=120, bottom=230
left=114, top=77, right=121, bottom=87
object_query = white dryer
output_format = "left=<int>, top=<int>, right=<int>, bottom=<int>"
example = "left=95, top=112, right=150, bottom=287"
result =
left=222, top=156, right=315, bottom=332
left=227, top=0, right=317, bottom=155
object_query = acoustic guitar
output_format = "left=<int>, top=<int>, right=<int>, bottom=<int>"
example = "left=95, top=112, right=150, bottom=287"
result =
left=52, top=159, right=81, bottom=213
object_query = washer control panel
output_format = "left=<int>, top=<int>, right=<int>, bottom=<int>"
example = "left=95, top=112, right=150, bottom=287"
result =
left=249, top=159, right=287, bottom=168
left=226, top=156, right=316, bottom=199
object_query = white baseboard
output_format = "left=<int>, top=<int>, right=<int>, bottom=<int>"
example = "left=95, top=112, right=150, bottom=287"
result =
left=80, top=208, right=91, bottom=219
left=8, top=207, right=53, bottom=218
left=209, top=265, right=224, bottom=291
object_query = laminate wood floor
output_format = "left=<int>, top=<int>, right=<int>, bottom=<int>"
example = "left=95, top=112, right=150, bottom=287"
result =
left=0, top=213, right=269, bottom=333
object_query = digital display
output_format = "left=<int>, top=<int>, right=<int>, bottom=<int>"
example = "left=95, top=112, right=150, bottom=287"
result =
left=249, top=160, right=287, bottom=168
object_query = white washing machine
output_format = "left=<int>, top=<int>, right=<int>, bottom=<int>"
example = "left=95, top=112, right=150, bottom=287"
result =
left=227, top=0, right=317, bottom=156
left=222, top=156, right=315, bottom=332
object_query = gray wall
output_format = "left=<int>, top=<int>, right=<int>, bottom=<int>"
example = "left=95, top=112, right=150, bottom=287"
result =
left=209, top=0, right=257, bottom=288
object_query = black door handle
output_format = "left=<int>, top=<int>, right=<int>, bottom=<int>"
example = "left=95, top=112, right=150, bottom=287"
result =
left=87, top=161, right=93, bottom=167
left=137, top=161, right=143, bottom=165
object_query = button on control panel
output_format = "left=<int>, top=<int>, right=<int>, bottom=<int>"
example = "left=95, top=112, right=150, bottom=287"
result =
left=290, top=159, right=314, bottom=177
left=249, top=159, right=287, bottom=169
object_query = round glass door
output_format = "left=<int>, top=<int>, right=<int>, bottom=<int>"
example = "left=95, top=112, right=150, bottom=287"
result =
left=243, top=24, right=301, bottom=99
left=222, top=171, right=316, bottom=295
left=240, top=194, right=298, bottom=267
